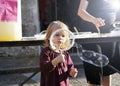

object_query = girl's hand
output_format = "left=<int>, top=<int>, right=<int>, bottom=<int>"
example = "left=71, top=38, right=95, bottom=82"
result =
left=56, top=53, right=65, bottom=63
left=70, top=68, right=78, bottom=77
left=51, top=53, right=65, bottom=67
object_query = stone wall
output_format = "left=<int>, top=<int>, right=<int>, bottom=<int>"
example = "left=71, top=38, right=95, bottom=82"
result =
left=21, top=0, right=40, bottom=36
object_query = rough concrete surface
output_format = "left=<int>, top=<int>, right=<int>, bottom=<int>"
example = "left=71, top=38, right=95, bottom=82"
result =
left=0, top=68, right=120, bottom=86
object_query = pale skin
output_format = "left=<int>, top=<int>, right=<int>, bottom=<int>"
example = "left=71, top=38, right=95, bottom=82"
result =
left=78, top=0, right=105, bottom=29
left=78, top=0, right=111, bottom=86
left=51, top=29, right=78, bottom=77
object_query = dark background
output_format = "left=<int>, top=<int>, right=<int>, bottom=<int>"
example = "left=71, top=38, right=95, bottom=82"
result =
left=39, top=0, right=120, bottom=32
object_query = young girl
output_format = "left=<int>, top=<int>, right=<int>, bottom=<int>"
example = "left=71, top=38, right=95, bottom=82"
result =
left=40, top=20, right=78, bottom=86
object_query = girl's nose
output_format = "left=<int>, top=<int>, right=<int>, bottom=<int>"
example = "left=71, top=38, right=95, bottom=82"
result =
left=59, top=36, right=62, bottom=38
left=59, top=36, right=63, bottom=39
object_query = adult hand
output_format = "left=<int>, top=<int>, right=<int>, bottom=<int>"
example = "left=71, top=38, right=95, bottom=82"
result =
left=92, top=18, right=105, bottom=28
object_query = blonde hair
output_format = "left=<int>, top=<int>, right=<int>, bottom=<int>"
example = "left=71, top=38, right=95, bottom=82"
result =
left=44, top=20, right=70, bottom=50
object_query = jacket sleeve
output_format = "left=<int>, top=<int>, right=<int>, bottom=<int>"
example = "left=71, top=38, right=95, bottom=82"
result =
left=66, top=53, right=75, bottom=76
left=40, top=50, right=55, bottom=73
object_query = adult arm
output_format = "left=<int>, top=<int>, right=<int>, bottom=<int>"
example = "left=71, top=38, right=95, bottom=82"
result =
left=78, top=0, right=105, bottom=27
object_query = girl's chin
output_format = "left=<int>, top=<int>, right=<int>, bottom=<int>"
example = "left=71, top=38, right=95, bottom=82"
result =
left=55, top=44, right=62, bottom=48
left=58, top=43, right=63, bottom=46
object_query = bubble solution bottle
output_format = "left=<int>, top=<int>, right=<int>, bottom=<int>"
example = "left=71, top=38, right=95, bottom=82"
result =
left=0, top=0, right=22, bottom=41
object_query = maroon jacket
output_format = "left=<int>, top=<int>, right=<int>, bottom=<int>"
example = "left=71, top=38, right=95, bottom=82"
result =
left=40, top=47, right=75, bottom=86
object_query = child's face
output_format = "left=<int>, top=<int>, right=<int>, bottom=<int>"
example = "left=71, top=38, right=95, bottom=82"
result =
left=52, top=30, right=67, bottom=49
